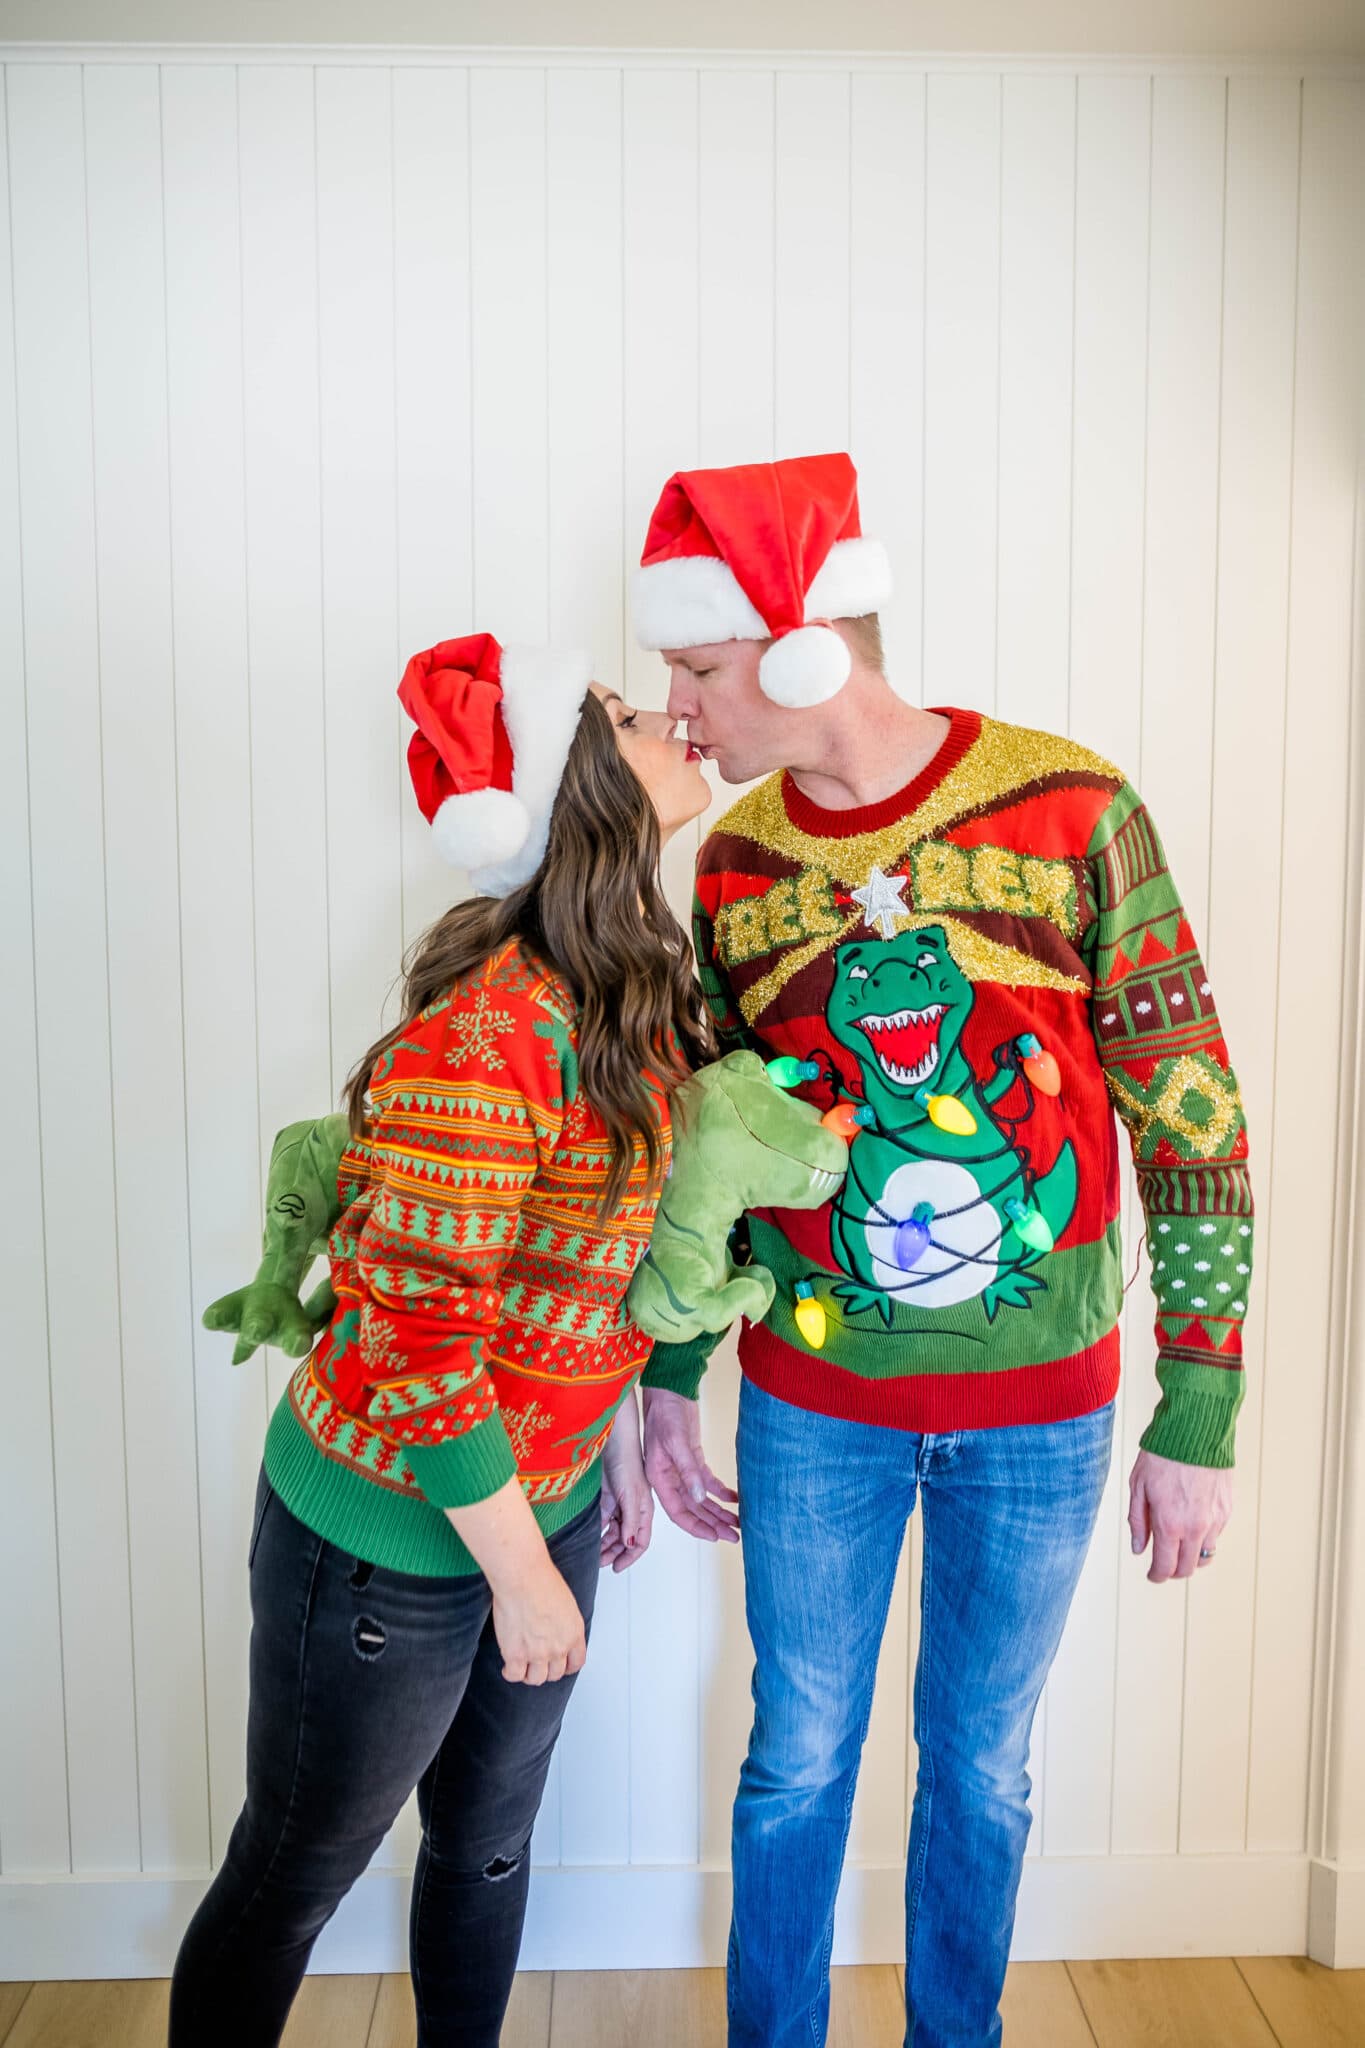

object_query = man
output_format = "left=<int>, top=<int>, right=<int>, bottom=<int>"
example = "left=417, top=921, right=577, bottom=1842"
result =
left=633, top=453, right=1251, bottom=2048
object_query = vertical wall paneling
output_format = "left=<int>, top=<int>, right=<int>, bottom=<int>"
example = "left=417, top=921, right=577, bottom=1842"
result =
left=237, top=64, right=333, bottom=1427
left=1054, top=119, right=1154, bottom=1871
left=697, top=70, right=775, bottom=471
left=1181, top=74, right=1301, bottom=1857
left=468, top=67, right=550, bottom=645
left=393, top=65, right=476, bottom=950
left=1109, top=72, right=1228, bottom=1859
left=0, top=65, right=72, bottom=1876
left=315, top=67, right=402, bottom=1086
left=774, top=71, right=851, bottom=459
left=547, top=67, right=625, bottom=676
left=84, top=59, right=210, bottom=1874
left=994, top=73, right=1076, bottom=739
left=160, top=59, right=262, bottom=1865
left=849, top=71, right=927, bottom=704
left=1043, top=77, right=1152, bottom=1862
left=922, top=72, right=1002, bottom=712
left=1, top=48, right=1360, bottom=1970
left=7, top=60, right=141, bottom=1874
left=1249, top=76, right=1365, bottom=1854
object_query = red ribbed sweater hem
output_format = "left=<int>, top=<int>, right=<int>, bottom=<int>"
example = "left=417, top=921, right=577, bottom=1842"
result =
left=739, top=1320, right=1122, bottom=1433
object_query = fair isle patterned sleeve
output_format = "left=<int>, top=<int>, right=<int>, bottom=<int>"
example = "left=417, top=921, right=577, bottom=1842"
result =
left=1086, top=782, right=1253, bottom=1468
left=353, top=969, right=569, bottom=1508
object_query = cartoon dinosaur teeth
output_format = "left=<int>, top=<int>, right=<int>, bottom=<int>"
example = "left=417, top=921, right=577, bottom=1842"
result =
left=855, top=1003, right=945, bottom=1087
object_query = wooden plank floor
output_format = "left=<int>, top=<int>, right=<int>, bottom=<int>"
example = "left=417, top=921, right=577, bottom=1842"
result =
left=1, top=1959, right=1362, bottom=2045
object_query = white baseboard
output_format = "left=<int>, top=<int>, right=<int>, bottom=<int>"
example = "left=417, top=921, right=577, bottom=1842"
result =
left=0, top=1853, right=1311, bottom=1980
left=1308, top=1858, right=1365, bottom=1969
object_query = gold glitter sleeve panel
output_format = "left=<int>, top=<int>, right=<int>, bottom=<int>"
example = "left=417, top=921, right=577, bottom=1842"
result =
left=1085, top=779, right=1253, bottom=1470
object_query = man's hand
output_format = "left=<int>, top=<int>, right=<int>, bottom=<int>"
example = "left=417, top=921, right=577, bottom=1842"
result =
left=641, top=1386, right=740, bottom=1544
left=1128, top=1448, right=1233, bottom=1582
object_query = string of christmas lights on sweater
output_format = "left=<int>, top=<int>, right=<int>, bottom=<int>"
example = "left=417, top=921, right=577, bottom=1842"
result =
left=765, top=1033, right=1063, bottom=1350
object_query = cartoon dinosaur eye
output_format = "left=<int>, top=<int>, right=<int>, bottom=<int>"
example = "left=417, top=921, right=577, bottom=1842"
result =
left=916, top=950, right=937, bottom=968
left=847, top=963, right=869, bottom=981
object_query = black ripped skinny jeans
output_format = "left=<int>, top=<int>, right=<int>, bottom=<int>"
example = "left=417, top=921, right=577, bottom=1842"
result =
left=169, top=1468, right=600, bottom=2048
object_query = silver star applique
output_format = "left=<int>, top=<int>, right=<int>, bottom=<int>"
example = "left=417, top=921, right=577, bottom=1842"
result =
left=852, top=863, right=910, bottom=940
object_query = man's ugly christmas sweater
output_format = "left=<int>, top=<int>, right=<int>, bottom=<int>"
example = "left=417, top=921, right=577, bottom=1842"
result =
left=640, top=706, right=1253, bottom=1468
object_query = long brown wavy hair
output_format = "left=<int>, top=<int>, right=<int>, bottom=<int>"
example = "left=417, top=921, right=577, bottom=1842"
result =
left=345, top=688, right=713, bottom=1218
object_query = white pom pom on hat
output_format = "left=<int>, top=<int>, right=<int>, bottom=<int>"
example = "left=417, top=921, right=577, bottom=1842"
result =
left=430, top=784, right=531, bottom=873
left=757, top=623, right=853, bottom=708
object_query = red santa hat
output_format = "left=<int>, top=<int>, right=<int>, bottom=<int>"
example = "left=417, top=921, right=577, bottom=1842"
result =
left=630, top=452, right=893, bottom=708
left=398, top=632, right=592, bottom=897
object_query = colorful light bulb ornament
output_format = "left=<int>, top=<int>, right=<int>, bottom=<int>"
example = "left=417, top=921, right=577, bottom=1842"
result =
left=766, top=1055, right=822, bottom=1090
left=1015, top=1032, right=1061, bottom=1097
left=793, top=1279, right=827, bottom=1349
left=821, top=1101, right=877, bottom=1140
left=893, top=1201, right=935, bottom=1270
left=914, top=1088, right=978, bottom=1137
left=1004, top=1197, right=1054, bottom=1255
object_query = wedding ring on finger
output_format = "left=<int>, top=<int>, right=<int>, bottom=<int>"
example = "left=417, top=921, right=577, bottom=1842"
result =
left=1199, top=1546, right=1216, bottom=1563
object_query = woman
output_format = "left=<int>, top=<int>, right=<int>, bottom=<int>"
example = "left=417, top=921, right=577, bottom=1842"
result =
left=170, top=635, right=713, bottom=2047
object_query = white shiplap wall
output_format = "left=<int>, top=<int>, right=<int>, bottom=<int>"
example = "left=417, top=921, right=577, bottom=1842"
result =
left=1, top=46, right=1362, bottom=1978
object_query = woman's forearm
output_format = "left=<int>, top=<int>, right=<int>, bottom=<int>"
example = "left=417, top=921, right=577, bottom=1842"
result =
left=445, top=1473, right=553, bottom=1591
left=446, top=1473, right=589, bottom=1685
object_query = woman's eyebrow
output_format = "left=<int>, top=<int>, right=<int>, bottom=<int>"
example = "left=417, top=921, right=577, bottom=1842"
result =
left=599, top=690, right=624, bottom=710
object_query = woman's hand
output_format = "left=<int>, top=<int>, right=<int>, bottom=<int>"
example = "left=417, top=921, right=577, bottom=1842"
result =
left=599, top=1390, right=654, bottom=1571
left=489, top=1551, right=588, bottom=1686
left=443, top=1472, right=587, bottom=1685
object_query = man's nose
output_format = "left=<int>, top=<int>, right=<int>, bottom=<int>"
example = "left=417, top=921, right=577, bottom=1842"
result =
left=665, top=669, right=698, bottom=721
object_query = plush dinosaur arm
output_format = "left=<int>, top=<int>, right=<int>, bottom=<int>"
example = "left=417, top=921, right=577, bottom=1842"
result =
left=202, top=1112, right=351, bottom=1365
left=627, top=1053, right=844, bottom=1345
left=628, top=1237, right=777, bottom=1343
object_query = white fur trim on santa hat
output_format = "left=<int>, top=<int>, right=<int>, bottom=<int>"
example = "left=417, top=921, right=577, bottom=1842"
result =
left=631, top=535, right=892, bottom=659
left=804, top=536, right=893, bottom=620
left=432, top=785, right=532, bottom=872
left=759, top=625, right=852, bottom=708
left=469, top=642, right=593, bottom=897
left=631, top=554, right=769, bottom=652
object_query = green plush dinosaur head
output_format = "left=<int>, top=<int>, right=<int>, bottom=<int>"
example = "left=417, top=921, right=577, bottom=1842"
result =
left=826, top=925, right=974, bottom=1110
left=679, top=1051, right=849, bottom=1212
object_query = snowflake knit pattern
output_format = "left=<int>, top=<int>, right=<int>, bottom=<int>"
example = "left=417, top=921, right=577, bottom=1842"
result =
left=264, top=941, right=668, bottom=1574
left=640, top=706, right=1252, bottom=1469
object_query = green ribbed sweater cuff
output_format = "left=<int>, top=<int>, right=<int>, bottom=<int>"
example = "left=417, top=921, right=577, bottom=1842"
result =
left=1139, top=1357, right=1245, bottom=1468
left=401, top=1412, right=518, bottom=1507
left=639, top=1329, right=720, bottom=1400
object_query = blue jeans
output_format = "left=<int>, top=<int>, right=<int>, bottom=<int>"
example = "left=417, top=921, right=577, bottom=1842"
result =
left=728, top=1378, right=1115, bottom=2048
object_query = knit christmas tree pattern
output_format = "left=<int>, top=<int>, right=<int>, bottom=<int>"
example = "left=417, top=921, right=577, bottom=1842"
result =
left=287, top=941, right=665, bottom=1514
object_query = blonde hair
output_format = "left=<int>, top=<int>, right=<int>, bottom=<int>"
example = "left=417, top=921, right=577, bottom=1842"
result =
left=837, top=612, right=885, bottom=672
